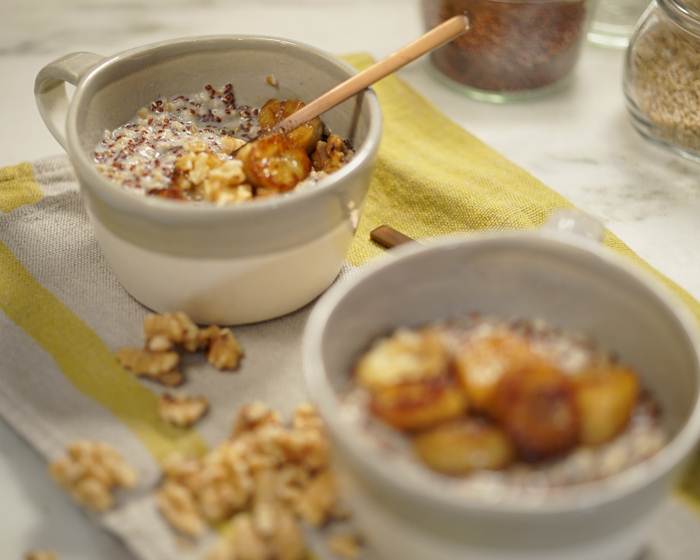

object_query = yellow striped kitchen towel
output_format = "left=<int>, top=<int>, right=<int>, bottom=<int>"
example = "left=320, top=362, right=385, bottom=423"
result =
left=0, top=55, right=698, bottom=560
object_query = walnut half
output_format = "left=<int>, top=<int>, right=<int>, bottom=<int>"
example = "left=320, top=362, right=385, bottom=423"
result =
left=158, top=393, right=209, bottom=428
left=49, top=441, right=138, bottom=513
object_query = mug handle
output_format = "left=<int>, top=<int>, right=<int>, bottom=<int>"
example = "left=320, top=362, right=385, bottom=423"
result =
left=34, top=52, right=104, bottom=150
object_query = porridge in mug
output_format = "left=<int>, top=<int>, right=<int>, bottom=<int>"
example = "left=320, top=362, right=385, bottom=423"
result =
left=94, top=83, right=353, bottom=205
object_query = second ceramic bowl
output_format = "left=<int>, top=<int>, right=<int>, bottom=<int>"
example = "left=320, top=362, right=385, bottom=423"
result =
left=35, top=36, right=382, bottom=324
left=303, top=226, right=700, bottom=560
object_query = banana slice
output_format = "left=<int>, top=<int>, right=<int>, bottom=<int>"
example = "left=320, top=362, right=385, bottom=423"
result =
left=574, top=365, right=639, bottom=446
left=357, top=330, right=466, bottom=431
left=259, top=99, right=323, bottom=153
left=455, top=331, right=547, bottom=414
left=413, top=418, right=515, bottom=475
left=492, top=364, right=579, bottom=462
left=371, top=380, right=467, bottom=432
left=242, top=133, right=311, bottom=192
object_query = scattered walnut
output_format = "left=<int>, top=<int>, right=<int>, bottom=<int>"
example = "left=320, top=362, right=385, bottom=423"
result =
left=228, top=513, right=270, bottom=559
left=266, top=74, right=279, bottom=88
left=144, top=311, right=199, bottom=352
left=158, top=393, right=209, bottom=428
left=327, top=533, right=362, bottom=559
left=232, top=401, right=281, bottom=436
left=158, top=403, right=342, bottom=558
left=293, top=403, right=324, bottom=432
left=116, top=348, right=183, bottom=386
left=156, top=481, right=207, bottom=537
left=49, top=441, right=137, bottom=513
left=294, top=470, right=337, bottom=527
left=208, top=328, right=243, bottom=370
left=24, top=551, right=58, bottom=560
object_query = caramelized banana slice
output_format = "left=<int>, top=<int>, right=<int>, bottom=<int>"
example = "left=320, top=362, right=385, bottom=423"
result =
left=356, top=330, right=451, bottom=390
left=574, top=365, right=639, bottom=446
left=242, top=133, right=311, bottom=193
left=357, top=330, right=466, bottom=431
left=371, top=379, right=467, bottom=432
left=413, top=419, right=515, bottom=475
left=492, top=365, right=579, bottom=462
left=455, top=332, right=546, bottom=414
left=259, top=99, right=323, bottom=153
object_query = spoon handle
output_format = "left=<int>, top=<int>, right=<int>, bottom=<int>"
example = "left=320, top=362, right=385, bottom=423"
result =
left=276, top=14, right=469, bottom=133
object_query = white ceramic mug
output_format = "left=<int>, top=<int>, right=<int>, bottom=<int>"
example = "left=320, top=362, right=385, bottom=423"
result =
left=35, top=36, right=382, bottom=324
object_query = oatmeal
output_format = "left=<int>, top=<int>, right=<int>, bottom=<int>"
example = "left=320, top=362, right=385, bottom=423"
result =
left=345, top=315, right=666, bottom=497
left=94, top=84, right=353, bottom=205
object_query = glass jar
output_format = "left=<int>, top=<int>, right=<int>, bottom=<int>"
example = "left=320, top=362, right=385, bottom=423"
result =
left=589, top=0, right=651, bottom=47
left=421, top=0, right=598, bottom=103
left=624, top=0, right=700, bottom=161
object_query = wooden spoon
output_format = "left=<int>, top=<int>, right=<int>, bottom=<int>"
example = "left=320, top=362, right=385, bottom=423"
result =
left=274, top=14, right=470, bottom=134
left=233, top=14, right=469, bottom=155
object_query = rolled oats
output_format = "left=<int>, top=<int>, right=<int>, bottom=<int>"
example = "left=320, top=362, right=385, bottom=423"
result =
left=49, top=441, right=137, bottom=513
left=158, top=393, right=210, bottom=428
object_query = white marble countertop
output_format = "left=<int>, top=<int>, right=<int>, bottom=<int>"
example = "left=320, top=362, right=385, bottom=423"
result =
left=2, top=0, right=700, bottom=558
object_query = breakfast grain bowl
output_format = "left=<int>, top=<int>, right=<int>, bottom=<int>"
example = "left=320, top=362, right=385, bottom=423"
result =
left=94, top=86, right=354, bottom=204
left=34, top=36, right=382, bottom=324
left=303, top=227, right=700, bottom=560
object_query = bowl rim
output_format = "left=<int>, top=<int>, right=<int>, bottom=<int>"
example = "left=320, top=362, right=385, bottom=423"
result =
left=65, top=34, right=383, bottom=223
left=303, top=230, right=700, bottom=515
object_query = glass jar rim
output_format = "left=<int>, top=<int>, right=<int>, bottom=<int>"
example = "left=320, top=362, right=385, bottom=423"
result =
left=440, top=0, right=588, bottom=3
left=658, top=0, right=700, bottom=37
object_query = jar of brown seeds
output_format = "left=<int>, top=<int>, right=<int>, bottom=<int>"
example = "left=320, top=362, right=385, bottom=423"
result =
left=625, top=0, right=700, bottom=161
left=422, top=0, right=598, bottom=102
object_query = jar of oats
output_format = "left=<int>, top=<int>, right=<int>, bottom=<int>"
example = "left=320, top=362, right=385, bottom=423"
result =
left=421, top=0, right=598, bottom=102
left=625, top=0, right=700, bottom=160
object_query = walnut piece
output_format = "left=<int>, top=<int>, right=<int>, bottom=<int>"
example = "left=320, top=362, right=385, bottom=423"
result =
left=116, top=347, right=183, bottom=387
left=221, top=135, right=247, bottom=155
left=144, top=311, right=199, bottom=352
left=232, top=401, right=281, bottom=436
left=157, top=403, right=341, bottom=559
left=172, top=149, right=249, bottom=205
left=158, top=393, right=209, bottom=428
left=24, top=551, right=58, bottom=560
left=156, top=481, right=207, bottom=537
left=207, top=328, right=243, bottom=370
left=49, top=441, right=137, bottom=512
left=327, top=533, right=362, bottom=559
left=311, top=134, right=353, bottom=174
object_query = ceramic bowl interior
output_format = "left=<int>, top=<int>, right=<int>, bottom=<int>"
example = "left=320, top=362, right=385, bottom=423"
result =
left=72, top=36, right=375, bottom=199
left=305, top=233, right=700, bottom=512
